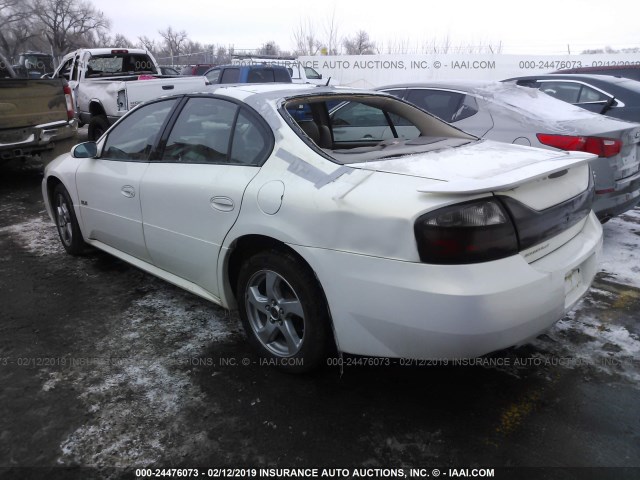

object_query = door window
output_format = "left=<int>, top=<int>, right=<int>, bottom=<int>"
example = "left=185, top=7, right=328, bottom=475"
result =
left=405, top=89, right=471, bottom=123
left=578, top=85, right=609, bottom=103
left=102, top=99, right=177, bottom=161
left=205, top=69, right=221, bottom=83
left=163, top=97, right=238, bottom=164
left=539, top=82, right=581, bottom=103
left=220, top=68, right=240, bottom=83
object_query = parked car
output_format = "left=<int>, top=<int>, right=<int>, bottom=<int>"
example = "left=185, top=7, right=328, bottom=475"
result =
left=12, top=51, right=55, bottom=78
left=43, top=84, right=602, bottom=371
left=159, top=66, right=180, bottom=76
left=503, top=74, right=640, bottom=122
left=377, top=81, right=640, bottom=221
left=231, top=56, right=337, bottom=85
left=0, top=77, right=77, bottom=164
left=180, top=64, right=216, bottom=76
left=51, top=48, right=208, bottom=140
left=204, top=64, right=291, bottom=84
left=552, top=64, right=640, bottom=82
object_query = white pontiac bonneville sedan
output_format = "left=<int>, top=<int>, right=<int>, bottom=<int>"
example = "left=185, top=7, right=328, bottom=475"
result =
left=43, top=84, right=603, bottom=372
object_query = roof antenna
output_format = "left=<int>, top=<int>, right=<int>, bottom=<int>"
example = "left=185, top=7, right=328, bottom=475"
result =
left=325, top=77, right=332, bottom=86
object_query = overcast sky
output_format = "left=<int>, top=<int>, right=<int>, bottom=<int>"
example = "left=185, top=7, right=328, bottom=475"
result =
left=95, top=0, right=640, bottom=55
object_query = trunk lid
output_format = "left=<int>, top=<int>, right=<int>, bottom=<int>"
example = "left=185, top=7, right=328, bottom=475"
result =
left=350, top=140, right=595, bottom=209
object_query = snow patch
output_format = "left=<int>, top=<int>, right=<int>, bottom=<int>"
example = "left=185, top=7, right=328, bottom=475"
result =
left=0, top=217, right=63, bottom=256
left=57, top=289, right=241, bottom=468
left=600, top=208, right=640, bottom=289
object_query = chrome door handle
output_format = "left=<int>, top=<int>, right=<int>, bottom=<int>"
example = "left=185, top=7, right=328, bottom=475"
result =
left=210, top=196, right=234, bottom=212
left=121, top=185, right=135, bottom=198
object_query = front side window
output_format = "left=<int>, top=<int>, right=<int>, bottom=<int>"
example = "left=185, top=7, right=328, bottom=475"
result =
left=205, top=69, right=221, bottom=83
left=102, top=99, right=176, bottom=161
left=304, top=67, right=321, bottom=80
left=163, top=98, right=238, bottom=164
left=57, top=58, right=73, bottom=80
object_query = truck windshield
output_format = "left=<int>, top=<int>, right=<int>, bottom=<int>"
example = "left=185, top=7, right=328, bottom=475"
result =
left=86, top=54, right=157, bottom=77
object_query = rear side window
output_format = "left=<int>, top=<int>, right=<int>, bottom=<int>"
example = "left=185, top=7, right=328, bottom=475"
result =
left=539, top=82, right=581, bottom=103
left=540, top=80, right=612, bottom=104
left=230, top=110, right=272, bottom=165
left=578, top=86, right=609, bottom=103
left=274, top=68, right=291, bottom=82
left=406, top=89, right=467, bottom=123
left=220, top=68, right=240, bottom=83
left=247, top=68, right=275, bottom=83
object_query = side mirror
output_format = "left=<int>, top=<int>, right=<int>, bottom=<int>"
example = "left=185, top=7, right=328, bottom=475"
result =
left=72, top=141, right=98, bottom=158
left=318, top=74, right=323, bottom=79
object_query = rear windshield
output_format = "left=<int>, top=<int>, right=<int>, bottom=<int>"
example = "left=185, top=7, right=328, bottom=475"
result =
left=86, top=54, right=157, bottom=77
left=281, top=94, right=475, bottom=165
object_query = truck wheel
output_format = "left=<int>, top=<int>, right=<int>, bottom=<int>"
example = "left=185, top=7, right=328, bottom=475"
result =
left=52, top=184, right=86, bottom=255
left=88, top=115, right=109, bottom=141
left=237, top=250, right=332, bottom=373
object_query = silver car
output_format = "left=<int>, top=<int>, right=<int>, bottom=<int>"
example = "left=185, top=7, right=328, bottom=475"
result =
left=374, top=81, right=640, bottom=221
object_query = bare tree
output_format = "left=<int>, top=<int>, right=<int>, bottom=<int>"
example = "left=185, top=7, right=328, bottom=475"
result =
left=323, top=8, right=340, bottom=55
left=257, top=41, right=281, bottom=56
left=292, top=18, right=322, bottom=56
left=29, top=0, right=110, bottom=57
left=343, top=30, right=376, bottom=55
left=137, top=36, right=157, bottom=54
left=0, top=0, right=33, bottom=73
left=213, top=45, right=232, bottom=64
left=158, top=26, right=188, bottom=63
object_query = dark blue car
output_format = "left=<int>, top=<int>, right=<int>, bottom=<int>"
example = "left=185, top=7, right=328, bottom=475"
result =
left=204, top=64, right=291, bottom=84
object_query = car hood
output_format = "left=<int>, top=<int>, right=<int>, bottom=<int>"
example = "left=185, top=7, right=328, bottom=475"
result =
left=348, top=139, right=595, bottom=195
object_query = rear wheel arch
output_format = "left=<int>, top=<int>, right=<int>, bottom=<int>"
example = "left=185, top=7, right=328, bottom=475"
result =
left=225, top=235, right=323, bottom=303
left=225, top=235, right=337, bottom=371
left=89, top=101, right=105, bottom=117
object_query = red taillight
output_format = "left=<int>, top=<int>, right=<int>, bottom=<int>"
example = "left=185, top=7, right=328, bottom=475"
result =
left=414, top=199, right=518, bottom=264
left=111, top=49, right=128, bottom=54
left=63, top=84, right=75, bottom=121
left=537, top=134, right=622, bottom=158
left=585, top=137, right=622, bottom=157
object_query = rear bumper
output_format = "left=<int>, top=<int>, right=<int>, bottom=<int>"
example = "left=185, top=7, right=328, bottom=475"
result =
left=0, top=120, right=77, bottom=161
left=292, top=212, right=602, bottom=359
left=594, top=170, right=640, bottom=221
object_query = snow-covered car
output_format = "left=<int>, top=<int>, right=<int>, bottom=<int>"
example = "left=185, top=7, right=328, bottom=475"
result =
left=376, top=81, right=640, bottom=222
left=42, top=84, right=603, bottom=372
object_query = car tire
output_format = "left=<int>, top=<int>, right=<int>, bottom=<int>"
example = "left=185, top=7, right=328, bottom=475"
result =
left=237, top=250, right=332, bottom=373
left=52, top=184, right=86, bottom=255
left=88, top=114, right=109, bottom=141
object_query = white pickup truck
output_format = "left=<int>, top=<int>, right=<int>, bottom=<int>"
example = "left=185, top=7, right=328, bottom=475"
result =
left=51, top=48, right=208, bottom=140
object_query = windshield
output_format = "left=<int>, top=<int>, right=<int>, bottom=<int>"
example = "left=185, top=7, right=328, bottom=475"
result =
left=86, top=53, right=157, bottom=77
left=282, top=94, right=475, bottom=165
left=20, top=55, right=54, bottom=72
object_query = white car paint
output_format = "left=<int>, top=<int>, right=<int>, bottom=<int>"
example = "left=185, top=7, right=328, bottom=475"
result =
left=43, top=84, right=603, bottom=365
